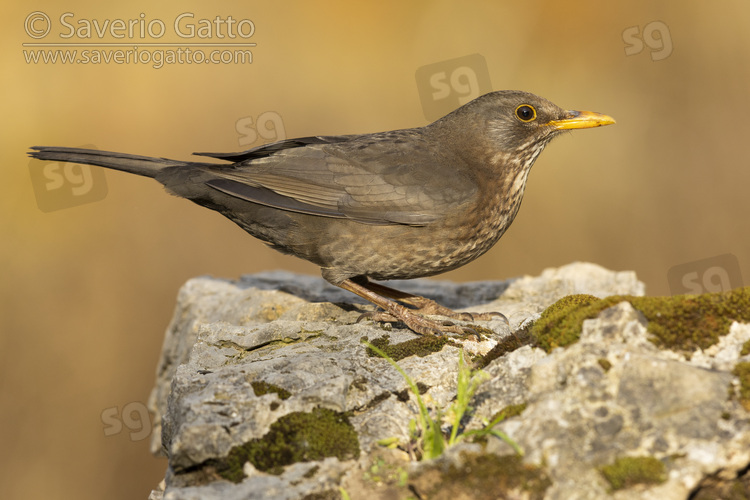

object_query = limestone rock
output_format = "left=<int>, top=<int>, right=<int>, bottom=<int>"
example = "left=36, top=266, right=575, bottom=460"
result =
left=146, top=263, right=750, bottom=499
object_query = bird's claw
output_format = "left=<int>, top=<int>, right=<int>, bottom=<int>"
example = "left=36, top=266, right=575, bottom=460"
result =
left=472, top=310, right=510, bottom=326
left=357, top=310, right=483, bottom=339
left=398, top=297, right=508, bottom=326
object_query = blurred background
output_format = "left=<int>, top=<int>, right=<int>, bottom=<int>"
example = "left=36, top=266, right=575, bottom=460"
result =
left=3, top=1, right=749, bottom=498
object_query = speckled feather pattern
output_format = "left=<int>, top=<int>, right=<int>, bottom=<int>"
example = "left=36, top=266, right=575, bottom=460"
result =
left=29, top=91, right=589, bottom=286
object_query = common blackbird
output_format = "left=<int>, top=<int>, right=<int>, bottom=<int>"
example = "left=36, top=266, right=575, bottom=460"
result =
left=30, top=90, right=614, bottom=336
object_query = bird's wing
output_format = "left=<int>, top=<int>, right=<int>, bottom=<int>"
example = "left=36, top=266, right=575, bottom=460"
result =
left=194, top=136, right=351, bottom=162
left=198, top=133, right=477, bottom=226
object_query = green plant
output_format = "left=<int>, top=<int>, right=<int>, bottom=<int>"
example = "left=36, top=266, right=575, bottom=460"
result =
left=366, top=342, right=522, bottom=460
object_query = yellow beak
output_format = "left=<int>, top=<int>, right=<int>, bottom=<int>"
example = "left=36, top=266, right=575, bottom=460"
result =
left=548, top=110, right=616, bottom=130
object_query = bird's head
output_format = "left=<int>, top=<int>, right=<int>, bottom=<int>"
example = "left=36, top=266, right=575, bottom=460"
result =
left=435, top=90, right=615, bottom=171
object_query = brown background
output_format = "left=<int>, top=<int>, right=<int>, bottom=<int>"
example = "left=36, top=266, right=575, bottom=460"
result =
left=3, top=1, right=749, bottom=498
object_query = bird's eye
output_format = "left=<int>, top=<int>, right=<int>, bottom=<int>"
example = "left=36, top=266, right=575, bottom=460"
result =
left=515, top=104, right=537, bottom=122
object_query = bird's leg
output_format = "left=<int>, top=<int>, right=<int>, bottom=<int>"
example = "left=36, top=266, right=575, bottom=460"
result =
left=337, top=277, right=506, bottom=335
left=337, top=278, right=471, bottom=336
left=356, top=279, right=507, bottom=324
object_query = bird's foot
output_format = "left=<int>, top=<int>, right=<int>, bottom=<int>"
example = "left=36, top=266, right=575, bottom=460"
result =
left=398, top=296, right=509, bottom=326
left=337, top=277, right=506, bottom=337
left=358, top=310, right=480, bottom=338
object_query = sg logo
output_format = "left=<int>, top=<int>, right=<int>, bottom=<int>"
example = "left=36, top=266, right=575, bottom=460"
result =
left=28, top=144, right=107, bottom=212
left=623, top=21, right=673, bottom=61
left=667, top=254, right=743, bottom=295
left=415, top=53, right=493, bottom=122
left=101, top=402, right=153, bottom=442
left=236, top=111, right=286, bottom=147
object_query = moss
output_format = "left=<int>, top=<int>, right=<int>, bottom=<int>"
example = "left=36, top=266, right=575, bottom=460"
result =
left=491, top=403, right=527, bottom=423
left=362, top=392, right=391, bottom=410
left=211, top=407, right=360, bottom=482
left=364, top=334, right=455, bottom=361
left=463, top=324, right=497, bottom=340
left=395, top=382, right=429, bottom=402
left=733, top=362, right=750, bottom=412
left=303, top=465, right=320, bottom=478
left=599, top=456, right=667, bottom=490
left=598, top=358, right=612, bottom=372
left=530, top=294, right=602, bottom=352
left=251, top=381, right=292, bottom=400
left=474, top=329, right=534, bottom=369
left=631, top=289, right=750, bottom=351
left=529, top=287, right=750, bottom=354
left=410, top=453, right=551, bottom=499
left=300, top=491, right=341, bottom=500
left=741, top=340, right=750, bottom=357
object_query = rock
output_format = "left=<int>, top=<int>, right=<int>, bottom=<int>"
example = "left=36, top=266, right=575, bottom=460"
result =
left=486, top=301, right=750, bottom=499
left=146, top=262, right=750, bottom=499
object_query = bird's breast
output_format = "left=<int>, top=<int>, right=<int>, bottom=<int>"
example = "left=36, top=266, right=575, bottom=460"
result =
left=302, top=153, right=536, bottom=281
left=341, top=168, right=530, bottom=280
left=447, top=168, right=530, bottom=262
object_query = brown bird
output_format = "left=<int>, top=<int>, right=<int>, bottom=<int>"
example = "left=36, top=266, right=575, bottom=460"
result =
left=30, top=91, right=614, bottom=336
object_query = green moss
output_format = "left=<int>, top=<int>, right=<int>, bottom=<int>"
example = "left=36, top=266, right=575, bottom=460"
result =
left=598, top=358, right=612, bottom=372
left=733, top=362, right=750, bottom=412
left=491, top=403, right=527, bottom=422
left=463, top=324, right=497, bottom=340
left=395, top=383, right=429, bottom=402
left=599, top=456, right=667, bottom=490
left=300, top=491, right=340, bottom=500
left=251, top=381, right=292, bottom=400
left=529, top=287, right=750, bottom=354
left=741, top=340, right=750, bottom=357
left=303, top=465, right=320, bottom=478
left=211, top=407, right=360, bottom=482
left=630, top=289, right=750, bottom=351
left=410, top=453, right=551, bottom=499
left=530, top=294, right=602, bottom=352
left=365, top=334, right=455, bottom=361
left=474, top=329, right=534, bottom=369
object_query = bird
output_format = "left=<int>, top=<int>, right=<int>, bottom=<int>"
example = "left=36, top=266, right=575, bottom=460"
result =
left=30, top=90, right=615, bottom=336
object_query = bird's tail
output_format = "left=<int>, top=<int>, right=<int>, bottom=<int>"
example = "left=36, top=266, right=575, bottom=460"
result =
left=28, top=146, right=187, bottom=178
